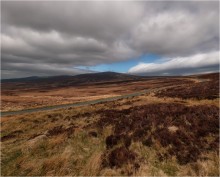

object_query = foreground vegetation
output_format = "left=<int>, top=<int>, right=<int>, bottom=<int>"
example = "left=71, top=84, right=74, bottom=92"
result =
left=1, top=73, right=219, bottom=176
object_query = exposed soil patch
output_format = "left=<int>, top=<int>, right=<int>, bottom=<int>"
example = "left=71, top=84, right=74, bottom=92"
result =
left=105, top=134, right=131, bottom=149
left=102, top=146, right=138, bottom=169
left=46, top=125, right=74, bottom=138
left=1, top=130, right=23, bottom=142
left=1, top=134, right=16, bottom=142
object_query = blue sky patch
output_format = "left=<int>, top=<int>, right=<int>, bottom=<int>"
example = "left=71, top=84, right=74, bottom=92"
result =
left=76, top=54, right=161, bottom=73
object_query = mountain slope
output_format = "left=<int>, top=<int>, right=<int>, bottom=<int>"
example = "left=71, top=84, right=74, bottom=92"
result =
left=1, top=72, right=143, bottom=84
left=1, top=72, right=147, bottom=92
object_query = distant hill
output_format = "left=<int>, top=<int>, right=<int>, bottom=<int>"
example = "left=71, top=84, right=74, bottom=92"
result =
left=1, top=75, right=72, bottom=83
left=1, top=76, right=41, bottom=83
left=71, top=72, right=143, bottom=83
left=1, top=72, right=145, bottom=86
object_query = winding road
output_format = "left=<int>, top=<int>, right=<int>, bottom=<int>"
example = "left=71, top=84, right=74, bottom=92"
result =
left=1, top=77, right=206, bottom=117
left=1, top=88, right=158, bottom=117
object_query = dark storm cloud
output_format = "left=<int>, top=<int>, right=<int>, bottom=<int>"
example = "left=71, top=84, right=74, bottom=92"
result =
left=1, top=1, right=219, bottom=78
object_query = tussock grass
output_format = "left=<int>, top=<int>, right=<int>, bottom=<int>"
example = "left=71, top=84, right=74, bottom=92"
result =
left=1, top=88, right=219, bottom=176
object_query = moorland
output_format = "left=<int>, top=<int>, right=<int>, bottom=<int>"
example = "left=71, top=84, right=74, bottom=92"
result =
left=1, top=72, right=219, bottom=176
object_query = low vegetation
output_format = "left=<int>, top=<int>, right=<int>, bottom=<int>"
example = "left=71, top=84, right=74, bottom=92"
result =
left=1, top=74, right=193, bottom=112
left=156, top=73, right=219, bottom=100
left=1, top=73, right=219, bottom=176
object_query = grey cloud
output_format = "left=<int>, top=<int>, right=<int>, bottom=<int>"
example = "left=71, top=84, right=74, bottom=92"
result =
left=1, top=1, right=219, bottom=78
left=2, top=1, right=144, bottom=41
left=130, top=9, right=219, bottom=56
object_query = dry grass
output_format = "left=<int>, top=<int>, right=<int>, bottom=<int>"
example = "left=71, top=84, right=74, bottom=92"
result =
left=1, top=77, right=193, bottom=111
left=1, top=76, right=219, bottom=176
left=178, top=152, right=219, bottom=176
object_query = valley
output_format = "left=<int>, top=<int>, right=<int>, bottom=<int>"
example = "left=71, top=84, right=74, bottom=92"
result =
left=1, top=72, right=219, bottom=176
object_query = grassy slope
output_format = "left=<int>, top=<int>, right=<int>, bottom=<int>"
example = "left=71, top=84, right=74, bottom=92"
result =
left=1, top=91, right=219, bottom=176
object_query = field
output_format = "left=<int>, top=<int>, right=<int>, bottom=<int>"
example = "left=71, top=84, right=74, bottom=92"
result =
left=1, top=73, right=219, bottom=176
left=1, top=73, right=193, bottom=112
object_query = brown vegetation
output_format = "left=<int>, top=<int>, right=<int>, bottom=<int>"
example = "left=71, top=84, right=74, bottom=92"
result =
left=1, top=75, right=193, bottom=111
left=156, top=73, right=219, bottom=100
left=1, top=73, right=219, bottom=176
left=96, top=103, right=219, bottom=167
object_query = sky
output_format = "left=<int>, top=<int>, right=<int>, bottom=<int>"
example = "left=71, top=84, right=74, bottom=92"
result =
left=1, top=1, right=219, bottom=79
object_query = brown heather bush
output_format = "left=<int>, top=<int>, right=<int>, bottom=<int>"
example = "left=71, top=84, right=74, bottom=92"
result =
left=156, top=73, right=219, bottom=100
left=97, top=103, right=219, bottom=166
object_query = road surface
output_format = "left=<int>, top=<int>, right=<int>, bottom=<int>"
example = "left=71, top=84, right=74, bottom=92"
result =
left=1, top=88, right=157, bottom=117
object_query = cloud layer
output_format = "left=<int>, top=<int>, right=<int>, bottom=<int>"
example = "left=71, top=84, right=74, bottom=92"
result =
left=128, top=51, right=219, bottom=76
left=1, top=1, right=219, bottom=78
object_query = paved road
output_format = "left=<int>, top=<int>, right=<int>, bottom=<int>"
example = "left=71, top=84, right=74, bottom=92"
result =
left=1, top=77, right=207, bottom=117
left=1, top=88, right=158, bottom=117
